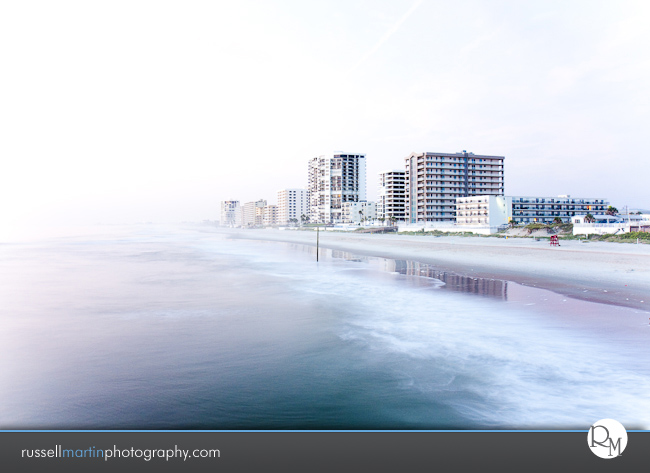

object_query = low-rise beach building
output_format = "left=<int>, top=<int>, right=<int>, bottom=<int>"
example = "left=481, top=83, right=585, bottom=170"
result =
left=572, top=214, right=650, bottom=235
left=342, top=201, right=376, bottom=224
left=511, top=195, right=608, bottom=224
left=454, top=194, right=609, bottom=232
left=455, top=195, right=512, bottom=233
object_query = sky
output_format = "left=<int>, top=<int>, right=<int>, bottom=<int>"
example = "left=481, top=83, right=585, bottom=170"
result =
left=2, top=0, right=649, bottom=236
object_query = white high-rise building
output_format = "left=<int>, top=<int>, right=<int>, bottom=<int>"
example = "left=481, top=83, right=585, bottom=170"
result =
left=308, top=152, right=366, bottom=224
left=242, top=199, right=266, bottom=226
left=220, top=200, right=242, bottom=227
left=377, top=170, right=406, bottom=222
left=277, top=189, right=309, bottom=225
left=405, top=151, right=505, bottom=223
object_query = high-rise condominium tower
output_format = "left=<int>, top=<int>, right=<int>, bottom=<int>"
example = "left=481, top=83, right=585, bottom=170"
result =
left=308, top=152, right=366, bottom=223
left=277, top=189, right=309, bottom=225
left=377, top=170, right=406, bottom=222
left=405, top=151, right=504, bottom=223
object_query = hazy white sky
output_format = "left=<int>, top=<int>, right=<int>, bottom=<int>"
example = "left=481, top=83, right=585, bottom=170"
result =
left=2, top=0, right=649, bottom=234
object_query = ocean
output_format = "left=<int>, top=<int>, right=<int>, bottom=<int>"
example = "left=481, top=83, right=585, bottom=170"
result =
left=1, top=224, right=649, bottom=430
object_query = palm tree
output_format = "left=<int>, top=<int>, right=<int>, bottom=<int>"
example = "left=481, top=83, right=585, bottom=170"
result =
left=606, top=206, right=618, bottom=216
left=584, top=213, right=595, bottom=223
left=553, top=217, right=563, bottom=225
left=300, top=214, right=309, bottom=226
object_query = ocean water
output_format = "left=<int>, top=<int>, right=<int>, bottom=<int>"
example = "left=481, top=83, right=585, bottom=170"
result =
left=1, top=224, right=649, bottom=430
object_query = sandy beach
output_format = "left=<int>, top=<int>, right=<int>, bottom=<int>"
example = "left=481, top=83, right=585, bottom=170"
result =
left=216, top=227, right=650, bottom=311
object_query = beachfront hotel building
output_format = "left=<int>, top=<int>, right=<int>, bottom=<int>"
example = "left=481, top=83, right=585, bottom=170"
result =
left=405, top=151, right=505, bottom=223
left=456, top=195, right=512, bottom=230
left=308, top=152, right=367, bottom=224
left=377, top=170, right=406, bottom=222
left=455, top=194, right=609, bottom=231
left=510, top=195, right=608, bottom=224
left=277, top=189, right=309, bottom=225
left=242, top=199, right=267, bottom=226
left=220, top=200, right=242, bottom=227
left=342, top=201, right=376, bottom=224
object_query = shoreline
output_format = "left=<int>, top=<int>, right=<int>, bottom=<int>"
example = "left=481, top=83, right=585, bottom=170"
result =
left=213, top=227, right=650, bottom=312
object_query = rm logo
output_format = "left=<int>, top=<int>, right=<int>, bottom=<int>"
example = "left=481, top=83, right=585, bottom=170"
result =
left=588, top=419, right=627, bottom=459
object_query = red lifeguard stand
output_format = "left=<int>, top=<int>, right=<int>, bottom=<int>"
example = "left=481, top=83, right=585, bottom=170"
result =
left=550, top=235, right=560, bottom=247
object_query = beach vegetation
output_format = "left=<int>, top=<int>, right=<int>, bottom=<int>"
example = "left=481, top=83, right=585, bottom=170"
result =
left=524, top=223, right=547, bottom=231
left=627, top=231, right=650, bottom=240
left=566, top=231, right=650, bottom=243
left=523, top=223, right=557, bottom=235
left=500, top=222, right=573, bottom=238
left=397, top=230, right=476, bottom=237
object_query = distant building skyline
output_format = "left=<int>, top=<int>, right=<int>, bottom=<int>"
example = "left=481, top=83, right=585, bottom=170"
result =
left=223, top=150, right=616, bottom=231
